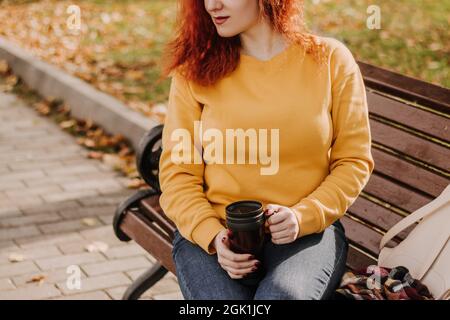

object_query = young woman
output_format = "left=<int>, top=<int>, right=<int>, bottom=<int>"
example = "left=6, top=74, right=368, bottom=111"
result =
left=158, top=0, right=374, bottom=299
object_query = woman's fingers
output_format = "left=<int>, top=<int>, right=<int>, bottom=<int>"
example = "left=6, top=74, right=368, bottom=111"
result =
left=271, top=236, right=292, bottom=244
left=218, top=255, right=258, bottom=279
left=271, top=230, right=294, bottom=244
left=217, top=232, right=261, bottom=279
left=265, top=206, right=300, bottom=243
left=271, top=228, right=294, bottom=241
left=217, top=238, right=259, bottom=278
left=223, top=264, right=256, bottom=277
left=219, top=256, right=258, bottom=270
left=220, top=244, right=253, bottom=262
left=267, top=210, right=288, bottom=226
left=270, top=229, right=288, bottom=240
left=220, top=254, right=258, bottom=278
left=227, top=271, right=244, bottom=279
left=218, top=248, right=258, bottom=270
left=265, top=204, right=280, bottom=215
left=268, top=220, right=287, bottom=233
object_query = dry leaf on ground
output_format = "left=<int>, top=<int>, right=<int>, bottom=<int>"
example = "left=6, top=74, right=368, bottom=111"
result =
left=87, top=151, right=104, bottom=160
left=127, top=178, right=146, bottom=189
left=26, top=274, right=47, bottom=286
left=102, top=153, right=126, bottom=169
left=0, top=59, right=9, bottom=74
left=84, top=241, right=109, bottom=253
left=81, top=217, right=98, bottom=226
left=33, top=102, right=51, bottom=115
left=8, top=253, right=25, bottom=263
left=60, top=119, right=77, bottom=129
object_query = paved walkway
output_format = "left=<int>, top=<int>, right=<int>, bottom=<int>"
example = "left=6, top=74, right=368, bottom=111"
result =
left=0, top=91, right=183, bottom=300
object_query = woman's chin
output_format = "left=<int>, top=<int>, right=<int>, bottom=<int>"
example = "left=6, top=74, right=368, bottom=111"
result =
left=216, top=28, right=239, bottom=38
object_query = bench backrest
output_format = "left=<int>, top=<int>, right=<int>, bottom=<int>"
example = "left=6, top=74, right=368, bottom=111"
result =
left=343, top=62, right=450, bottom=270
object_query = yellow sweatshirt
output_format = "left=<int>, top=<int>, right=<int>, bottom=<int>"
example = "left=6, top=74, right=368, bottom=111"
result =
left=158, top=36, right=375, bottom=255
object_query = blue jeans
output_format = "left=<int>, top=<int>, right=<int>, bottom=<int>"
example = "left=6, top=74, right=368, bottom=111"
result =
left=172, top=219, right=349, bottom=300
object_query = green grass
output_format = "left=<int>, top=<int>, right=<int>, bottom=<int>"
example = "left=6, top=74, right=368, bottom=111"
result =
left=77, top=0, right=178, bottom=105
left=305, top=0, right=449, bottom=87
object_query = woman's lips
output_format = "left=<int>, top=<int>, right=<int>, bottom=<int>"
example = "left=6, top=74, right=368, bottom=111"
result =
left=214, top=16, right=229, bottom=25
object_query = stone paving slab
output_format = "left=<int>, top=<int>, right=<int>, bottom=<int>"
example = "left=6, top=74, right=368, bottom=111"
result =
left=0, top=91, right=183, bottom=300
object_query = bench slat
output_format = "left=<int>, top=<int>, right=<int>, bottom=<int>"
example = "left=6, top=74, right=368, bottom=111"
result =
left=360, top=61, right=450, bottom=113
left=341, top=215, right=397, bottom=257
left=346, top=245, right=377, bottom=271
left=122, top=210, right=176, bottom=274
left=364, top=174, right=434, bottom=213
left=367, top=91, right=449, bottom=142
left=348, top=197, right=415, bottom=240
left=370, top=120, right=450, bottom=172
left=372, top=148, right=449, bottom=198
left=140, top=195, right=176, bottom=235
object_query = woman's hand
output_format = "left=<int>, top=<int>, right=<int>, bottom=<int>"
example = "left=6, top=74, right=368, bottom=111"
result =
left=212, top=229, right=260, bottom=279
left=265, top=204, right=300, bottom=245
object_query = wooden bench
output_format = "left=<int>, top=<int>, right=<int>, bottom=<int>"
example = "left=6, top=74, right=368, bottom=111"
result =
left=112, top=62, right=450, bottom=300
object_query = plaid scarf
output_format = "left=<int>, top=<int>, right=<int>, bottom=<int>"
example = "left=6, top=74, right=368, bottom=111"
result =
left=334, top=265, right=434, bottom=300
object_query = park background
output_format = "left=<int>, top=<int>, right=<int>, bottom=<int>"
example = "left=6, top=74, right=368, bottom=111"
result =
left=0, top=0, right=448, bottom=300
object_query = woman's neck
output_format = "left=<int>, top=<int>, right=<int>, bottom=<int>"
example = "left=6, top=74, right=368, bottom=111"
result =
left=239, top=17, right=289, bottom=61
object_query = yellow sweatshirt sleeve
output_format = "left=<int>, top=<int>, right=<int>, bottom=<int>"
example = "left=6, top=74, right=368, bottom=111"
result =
left=290, top=43, right=375, bottom=237
left=158, top=71, right=226, bottom=255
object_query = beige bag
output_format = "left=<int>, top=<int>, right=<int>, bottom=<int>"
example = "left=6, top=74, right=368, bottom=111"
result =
left=378, top=184, right=450, bottom=300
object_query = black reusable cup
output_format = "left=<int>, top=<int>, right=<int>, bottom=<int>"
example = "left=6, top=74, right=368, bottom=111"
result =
left=225, top=200, right=267, bottom=286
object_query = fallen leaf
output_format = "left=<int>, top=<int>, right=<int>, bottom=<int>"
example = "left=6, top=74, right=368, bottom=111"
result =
left=48, top=97, right=64, bottom=108
left=5, top=75, right=18, bottom=86
left=81, top=217, right=98, bottom=226
left=60, top=119, right=76, bottom=129
left=88, top=128, right=103, bottom=138
left=0, top=84, right=14, bottom=92
left=128, top=101, right=150, bottom=113
left=57, top=104, right=71, bottom=114
left=84, top=241, right=109, bottom=253
left=127, top=178, right=146, bottom=189
left=87, top=151, right=104, bottom=160
left=110, top=134, right=125, bottom=144
left=33, top=102, right=51, bottom=115
left=427, top=61, right=440, bottom=70
left=123, top=86, right=144, bottom=94
left=76, top=137, right=85, bottom=145
left=125, top=70, right=144, bottom=80
left=103, top=153, right=126, bottom=169
left=83, top=138, right=96, bottom=148
left=380, top=31, right=390, bottom=40
left=26, top=274, right=47, bottom=285
left=152, top=103, right=167, bottom=116
left=0, top=59, right=9, bottom=74
left=85, top=119, right=94, bottom=130
left=428, top=42, right=442, bottom=51
left=98, top=136, right=112, bottom=147
left=110, top=82, right=124, bottom=91
left=118, top=147, right=132, bottom=157
left=8, top=253, right=25, bottom=263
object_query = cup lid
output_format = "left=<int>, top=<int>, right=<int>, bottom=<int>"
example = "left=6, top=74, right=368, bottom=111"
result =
left=225, top=200, right=263, bottom=218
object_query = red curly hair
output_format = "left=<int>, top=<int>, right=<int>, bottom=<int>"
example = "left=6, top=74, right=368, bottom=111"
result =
left=160, top=0, right=329, bottom=87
